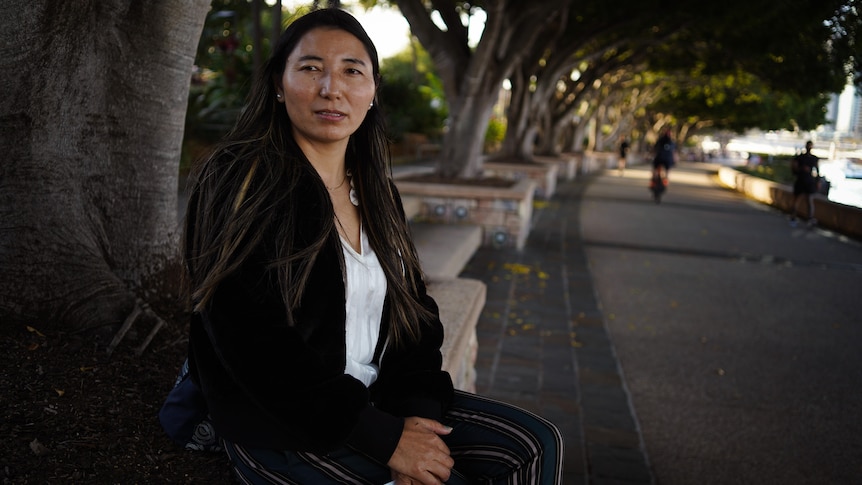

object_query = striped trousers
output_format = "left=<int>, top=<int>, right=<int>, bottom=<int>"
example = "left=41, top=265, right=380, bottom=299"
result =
left=224, top=390, right=564, bottom=484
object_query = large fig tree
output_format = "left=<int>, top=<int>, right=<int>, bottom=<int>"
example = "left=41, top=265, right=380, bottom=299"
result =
left=0, top=0, right=210, bottom=351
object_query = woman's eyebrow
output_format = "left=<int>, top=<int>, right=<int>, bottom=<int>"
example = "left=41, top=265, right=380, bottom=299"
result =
left=343, top=57, right=367, bottom=67
left=296, top=54, right=367, bottom=66
left=297, top=54, right=323, bottom=62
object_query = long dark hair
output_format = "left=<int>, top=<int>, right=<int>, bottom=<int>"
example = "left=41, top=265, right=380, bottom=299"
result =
left=184, top=8, right=430, bottom=345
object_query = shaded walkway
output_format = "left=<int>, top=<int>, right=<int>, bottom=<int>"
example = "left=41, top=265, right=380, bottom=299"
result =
left=461, top=174, right=651, bottom=485
left=462, top=161, right=862, bottom=484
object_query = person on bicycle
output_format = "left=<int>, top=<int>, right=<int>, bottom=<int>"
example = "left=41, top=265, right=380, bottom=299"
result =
left=652, top=127, right=676, bottom=183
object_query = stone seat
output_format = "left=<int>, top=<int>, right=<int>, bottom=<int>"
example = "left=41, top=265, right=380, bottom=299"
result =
left=409, top=222, right=485, bottom=392
left=410, top=222, right=483, bottom=281
left=427, top=277, right=485, bottom=393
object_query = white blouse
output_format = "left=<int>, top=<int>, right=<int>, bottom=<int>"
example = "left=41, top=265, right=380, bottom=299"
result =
left=341, top=225, right=387, bottom=387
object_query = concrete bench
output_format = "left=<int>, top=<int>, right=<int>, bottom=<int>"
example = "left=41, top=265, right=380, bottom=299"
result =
left=410, top=223, right=483, bottom=281
left=408, top=222, right=485, bottom=392
left=428, top=278, right=485, bottom=393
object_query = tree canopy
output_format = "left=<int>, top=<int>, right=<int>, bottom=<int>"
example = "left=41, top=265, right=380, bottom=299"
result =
left=361, top=0, right=860, bottom=165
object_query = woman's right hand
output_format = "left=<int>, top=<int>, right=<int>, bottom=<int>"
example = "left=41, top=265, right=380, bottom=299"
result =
left=387, top=417, right=453, bottom=485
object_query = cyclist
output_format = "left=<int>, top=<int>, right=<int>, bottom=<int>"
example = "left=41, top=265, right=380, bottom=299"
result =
left=652, top=127, right=676, bottom=184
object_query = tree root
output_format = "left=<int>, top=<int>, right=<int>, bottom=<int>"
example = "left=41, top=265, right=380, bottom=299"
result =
left=135, top=318, right=166, bottom=356
left=106, top=298, right=169, bottom=356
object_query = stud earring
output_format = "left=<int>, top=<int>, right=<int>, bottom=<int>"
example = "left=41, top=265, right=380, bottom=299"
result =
left=276, top=93, right=283, bottom=100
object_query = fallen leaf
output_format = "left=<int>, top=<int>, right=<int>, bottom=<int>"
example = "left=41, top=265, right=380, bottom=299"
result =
left=55, top=389, right=65, bottom=397
left=30, top=438, right=49, bottom=456
left=503, top=263, right=531, bottom=275
left=26, top=325, right=45, bottom=337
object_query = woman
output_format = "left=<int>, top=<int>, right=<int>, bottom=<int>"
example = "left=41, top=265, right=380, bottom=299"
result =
left=181, top=8, right=563, bottom=484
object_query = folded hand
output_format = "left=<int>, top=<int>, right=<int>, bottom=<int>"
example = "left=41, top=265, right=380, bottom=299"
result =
left=387, top=417, right=453, bottom=485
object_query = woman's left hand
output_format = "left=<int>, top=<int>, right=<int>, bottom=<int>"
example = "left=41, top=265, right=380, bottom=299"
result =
left=391, top=471, right=415, bottom=484
left=387, top=416, right=453, bottom=484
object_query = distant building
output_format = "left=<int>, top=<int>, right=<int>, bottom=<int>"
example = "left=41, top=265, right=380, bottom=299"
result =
left=824, top=82, right=862, bottom=140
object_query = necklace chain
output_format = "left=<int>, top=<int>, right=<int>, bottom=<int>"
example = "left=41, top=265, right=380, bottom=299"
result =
left=326, top=174, right=347, bottom=191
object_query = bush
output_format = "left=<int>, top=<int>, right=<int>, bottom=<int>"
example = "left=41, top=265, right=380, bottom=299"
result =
left=484, top=117, right=507, bottom=153
left=737, top=154, right=795, bottom=184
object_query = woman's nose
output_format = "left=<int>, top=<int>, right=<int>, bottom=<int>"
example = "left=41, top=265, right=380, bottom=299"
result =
left=319, top=73, right=341, bottom=98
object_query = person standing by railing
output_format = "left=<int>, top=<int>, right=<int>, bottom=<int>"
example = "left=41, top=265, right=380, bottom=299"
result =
left=789, top=140, right=820, bottom=227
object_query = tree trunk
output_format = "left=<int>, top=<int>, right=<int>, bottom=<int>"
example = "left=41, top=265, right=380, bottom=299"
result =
left=571, top=117, right=589, bottom=152
left=536, top=120, right=560, bottom=156
left=498, top=67, right=539, bottom=161
left=396, top=0, right=569, bottom=178
left=437, top=91, right=498, bottom=177
left=0, top=0, right=209, bottom=340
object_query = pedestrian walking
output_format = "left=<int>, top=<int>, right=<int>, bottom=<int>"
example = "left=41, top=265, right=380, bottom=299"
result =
left=790, top=140, right=820, bottom=227
left=618, top=138, right=630, bottom=175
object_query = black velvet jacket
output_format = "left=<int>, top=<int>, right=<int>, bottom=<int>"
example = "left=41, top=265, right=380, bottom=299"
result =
left=187, top=174, right=454, bottom=465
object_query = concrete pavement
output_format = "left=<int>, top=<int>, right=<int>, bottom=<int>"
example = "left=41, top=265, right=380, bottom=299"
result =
left=460, top=162, right=862, bottom=484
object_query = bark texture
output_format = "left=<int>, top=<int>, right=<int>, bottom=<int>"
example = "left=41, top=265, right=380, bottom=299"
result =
left=0, top=0, right=209, bottom=337
left=396, top=0, right=569, bottom=178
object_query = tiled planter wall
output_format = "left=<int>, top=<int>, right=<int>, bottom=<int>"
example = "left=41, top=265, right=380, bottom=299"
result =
left=533, top=154, right=578, bottom=181
left=482, top=161, right=559, bottom=199
left=395, top=179, right=536, bottom=250
left=581, top=150, right=618, bottom=173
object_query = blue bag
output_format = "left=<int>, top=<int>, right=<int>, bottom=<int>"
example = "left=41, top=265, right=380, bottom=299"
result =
left=158, top=359, right=222, bottom=452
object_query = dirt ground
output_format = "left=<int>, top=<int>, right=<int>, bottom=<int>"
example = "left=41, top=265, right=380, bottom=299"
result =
left=1, top=318, right=234, bottom=484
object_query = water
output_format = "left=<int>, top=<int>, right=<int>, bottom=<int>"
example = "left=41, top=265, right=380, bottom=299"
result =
left=818, top=160, right=862, bottom=209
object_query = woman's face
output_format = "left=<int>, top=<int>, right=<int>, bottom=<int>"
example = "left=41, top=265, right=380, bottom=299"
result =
left=278, top=27, right=376, bottom=153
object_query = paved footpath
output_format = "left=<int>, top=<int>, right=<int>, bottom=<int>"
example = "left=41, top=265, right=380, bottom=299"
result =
left=460, top=162, right=862, bottom=484
left=461, top=169, right=651, bottom=485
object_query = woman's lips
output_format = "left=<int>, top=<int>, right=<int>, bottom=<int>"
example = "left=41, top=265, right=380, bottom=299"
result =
left=316, top=110, right=345, bottom=120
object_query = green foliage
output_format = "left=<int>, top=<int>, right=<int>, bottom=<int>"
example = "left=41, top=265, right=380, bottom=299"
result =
left=648, top=67, right=831, bottom=133
left=379, top=43, right=448, bottom=141
left=737, top=155, right=796, bottom=184
left=183, top=0, right=284, bottom=170
left=645, top=1, right=859, bottom=96
left=484, top=116, right=506, bottom=153
left=554, top=0, right=859, bottom=138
